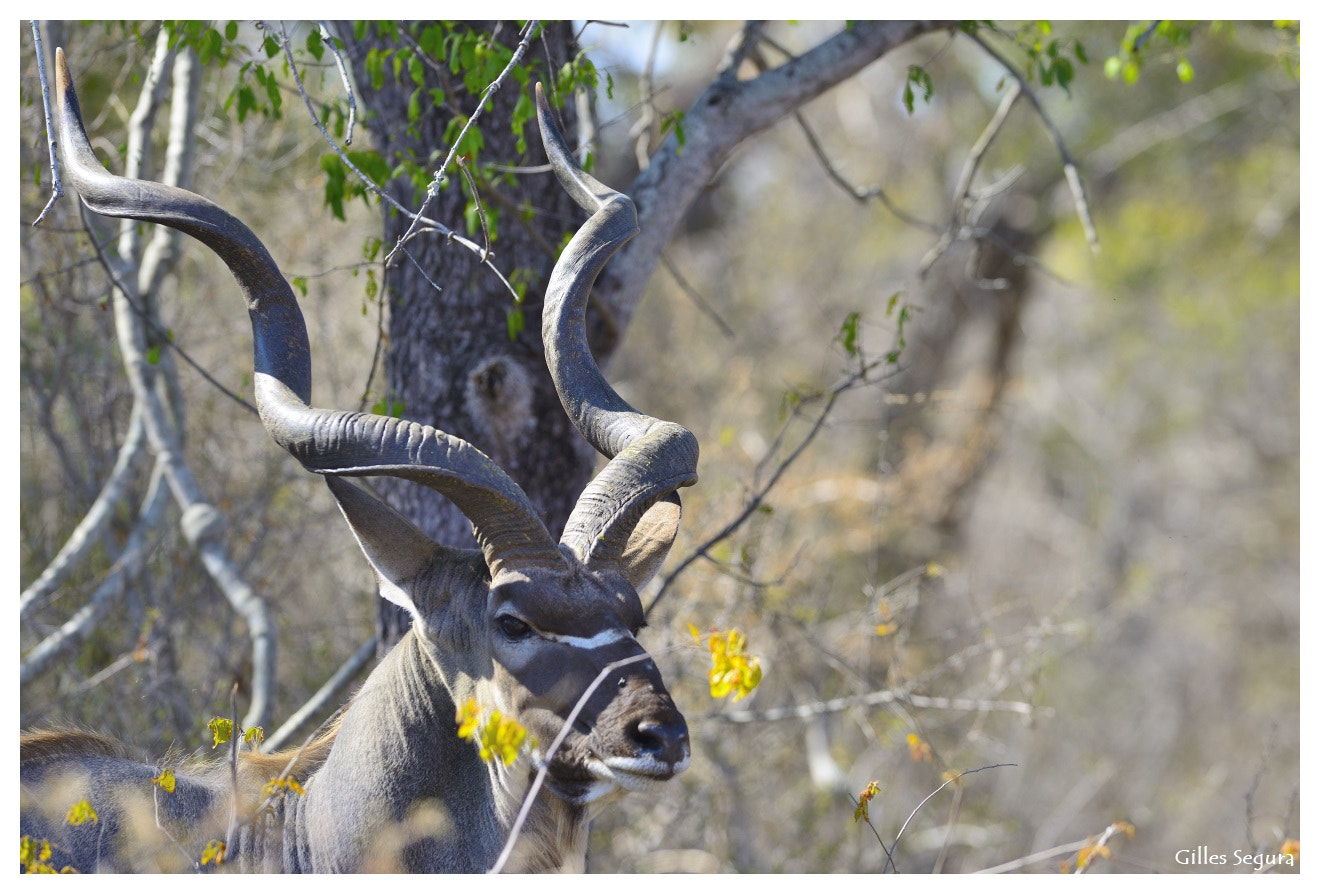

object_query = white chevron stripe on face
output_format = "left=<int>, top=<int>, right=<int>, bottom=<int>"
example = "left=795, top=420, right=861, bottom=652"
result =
left=542, top=627, right=638, bottom=651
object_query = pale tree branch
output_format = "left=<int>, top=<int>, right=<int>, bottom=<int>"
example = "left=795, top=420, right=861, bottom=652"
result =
left=24, top=45, right=278, bottom=730
left=29, top=21, right=63, bottom=226
left=262, top=636, right=376, bottom=752
left=920, top=80, right=1022, bottom=276
left=318, top=21, right=356, bottom=144
left=963, top=28, right=1099, bottom=253
left=599, top=21, right=950, bottom=338
left=21, top=463, right=169, bottom=684
left=627, top=21, right=665, bottom=169
left=712, top=689, right=1044, bottom=724
left=20, top=403, right=147, bottom=617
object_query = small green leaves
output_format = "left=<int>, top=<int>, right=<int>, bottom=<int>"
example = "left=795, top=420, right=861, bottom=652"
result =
left=371, top=398, right=406, bottom=419
left=837, top=311, right=861, bottom=358
left=506, top=307, right=525, bottom=342
left=902, top=65, right=934, bottom=115
left=661, top=110, right=687, bottom=152
left=305, top=28, right=324, bottom=62
left=885, top=292, right=911, bottom=364
left=1104, top=21, right=1197, bottom=85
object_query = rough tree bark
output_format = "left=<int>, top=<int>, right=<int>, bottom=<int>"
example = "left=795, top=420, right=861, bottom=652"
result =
left=341, top=20, right=947, bottom=649
left=342, top=22, right=597, bottom=648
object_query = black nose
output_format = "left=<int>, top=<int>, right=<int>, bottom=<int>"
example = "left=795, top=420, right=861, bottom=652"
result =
left=628, top=716, right=689, bottom=765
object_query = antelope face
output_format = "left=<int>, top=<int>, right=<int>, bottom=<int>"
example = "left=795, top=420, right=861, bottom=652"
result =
left=486, top=566, right=689, bottom=805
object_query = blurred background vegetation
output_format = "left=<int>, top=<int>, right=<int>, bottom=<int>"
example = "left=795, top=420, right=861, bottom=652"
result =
left=18, top=21, right=1299, bottom=873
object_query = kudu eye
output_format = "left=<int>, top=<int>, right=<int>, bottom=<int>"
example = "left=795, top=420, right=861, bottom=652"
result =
left=497, top=615, right=533, bottom=641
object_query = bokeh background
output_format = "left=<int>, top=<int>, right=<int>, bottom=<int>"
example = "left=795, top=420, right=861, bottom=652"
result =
left=19, top=21, right=1300, bottom=873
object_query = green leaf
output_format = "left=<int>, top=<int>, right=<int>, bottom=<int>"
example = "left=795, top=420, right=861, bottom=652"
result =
left=506, top=307, right=525, bottom=341
left=225, top=20, right=238, bottom=41
left=321, top=154, right=347, bottom=220
left=234, top=85, right=257, bottom=123
left=306, top=28, right=324, bottom=62
left=1176, top=57, right=1195, bottom=82
left=903, top=65, right=934, bottom=115
left=837, top=312, right=861, bottom=358
left=146, top=345, right=161, bottom=366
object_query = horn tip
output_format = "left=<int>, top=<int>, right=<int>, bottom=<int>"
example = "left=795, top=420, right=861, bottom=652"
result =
left=55, top=46, right=70, bottom=94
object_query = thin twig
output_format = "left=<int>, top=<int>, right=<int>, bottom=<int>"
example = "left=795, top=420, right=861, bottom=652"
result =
left=964, top=28, right=1099, bottom=252
left=919, top=80, right=1021, bottom=276
left=263, top=636, right=376, bottom=753
left=649, top=356, right=898, bottom=618
left=225, top=685, right=241, bottom=852
left=456, top=155, right=491, bottom=261
left=660, top=254, right=735, bottom=339
left=317, top=22, right=355, bottom=144
left=81, top=219, right=257, bottom=414
left=885, top=763, right=1016, bottom=873
left=793, top=107, right=938, bottom=231
left=387, top=19, right=540, bottom=267
left=489, top=652, right=653, bottom=874
left=265, top=20, right=498, bottom=278
left=713, top=689, right=1044, bottom=724
left=29, top=20, right=64, bottom=226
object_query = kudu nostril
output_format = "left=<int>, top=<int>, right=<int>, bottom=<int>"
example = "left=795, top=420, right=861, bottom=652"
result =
left=628, top=717, right=690, bottom=764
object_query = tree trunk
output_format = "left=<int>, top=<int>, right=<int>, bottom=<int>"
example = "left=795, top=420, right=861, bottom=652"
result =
left=342, top=22, right=606, bottom=648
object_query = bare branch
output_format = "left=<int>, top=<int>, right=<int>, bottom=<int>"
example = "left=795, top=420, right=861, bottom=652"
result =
left=887, top=764, right=1017, bottom=873
left=20, top=403, right=147, bottom=616
left=963, top=28, right=1099, bottom=253
left=262, top=636, right=376, bottom=753
left=627, top=21, right=665, bottom=169
left=920, top=80, right=1022, bottom=276
left=29, top=21, right=63, bottom=226
left=318, top=21, right=356, bottom=144
left=711, top=689, right=1044, bottom=724
left=21, top=464, right=169, bottom=684
left=385, top=19, right=540, bottom=267
left=601, top=21, right=950, bottom=336
left=660, top=254, right=735, bottom=340
left=649, top=354, right=900, bottom=618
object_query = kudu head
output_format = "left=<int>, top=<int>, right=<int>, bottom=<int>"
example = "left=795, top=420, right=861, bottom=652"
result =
left=55, top=49, right=695, bottom=812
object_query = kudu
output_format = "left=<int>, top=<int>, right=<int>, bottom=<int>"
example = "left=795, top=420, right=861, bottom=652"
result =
left=21, top=49, right=697, bottom=873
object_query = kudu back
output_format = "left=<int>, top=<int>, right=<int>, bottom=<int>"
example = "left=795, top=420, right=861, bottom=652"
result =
left=21, top=49, right=697, bottom=873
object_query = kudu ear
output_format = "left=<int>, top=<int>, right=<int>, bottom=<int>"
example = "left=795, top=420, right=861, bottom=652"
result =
left=618, top=493, right=682, bottom=590
left=324, top=476, right=443, bottom=620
